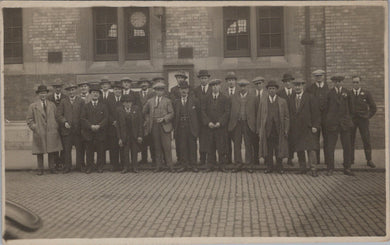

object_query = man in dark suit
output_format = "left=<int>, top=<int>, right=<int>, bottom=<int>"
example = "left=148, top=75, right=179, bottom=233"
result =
left=100, top=76, right=112, bottom=104
left=81, top=84, right=109, bottom=174
left=48, top=78, right=68, bottom=170
left=306, top=69, right=330, bottom=165
left=152, top=77, right=169, bottom=97
left=173, top=81, right=200, bottom=173
left=289, top=80, right=321, bottom=177
left=325, top=75, right=355, bottom=176
left=201, top=79, right=231, bottom=172
left=350, top=75, right=377, bottom=168
left=222, top=71, right=237, bottom=165
left=277, top=73, right=295, bottom=166
left=193, top=70, right=212, bottom=166
left=56, top=82, right=85, bottom=173
left=170, top=70, right=193, bottom=101
left=117, top=94, right=143, bottom=173
left=106, top=81, right=123, bottom=171
left=143, top=82, right=175, bottom=172
left=138, top=78, right=156, bottom=165
left=252, top=76, right=267, bottom=165
left=121, top=77, right=141, bottom=106
left=228, top=79, right=257, bottom=173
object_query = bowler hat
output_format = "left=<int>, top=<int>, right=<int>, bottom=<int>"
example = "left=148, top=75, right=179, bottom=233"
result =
left=36, top=85, right=49, bottom=94
left=89, top=84, right=102, bottom=93
left=175, top=70, right=188, bottom=79
left=252, top=76, right=265, bottom=84
left=65, top=82, right=78, bottom=91
left=282, top=73, right=295, bottom=82
left=178, top=81, right=189, bottom=89
left=266, top=80, right=279, bottom=89
left=331, top=75, right=345, bottom=82
left=153, top=82, right=166, bottom=90
left=197, top=70, right=211, bottom=78
left=225, top=71, right=237, bottom=80
left=312, top=69, right=326, bottom=76
left=209, top=79, right=222, bottom=86
left=112, top=81, right=123, bottom=89
left=121, top=94, right=136, bottom=103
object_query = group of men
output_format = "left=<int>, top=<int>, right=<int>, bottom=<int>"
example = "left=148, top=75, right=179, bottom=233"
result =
left=26, top=69, right=376, bottom=177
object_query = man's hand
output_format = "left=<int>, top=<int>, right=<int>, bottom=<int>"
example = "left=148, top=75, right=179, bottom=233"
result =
left=215, top=122, right=221, bottom=128
left=208, top=122, right=215, bottom=128
left=112, top=121, right=117, bottom=127
left=137, top=137, right=143, bottom=144
left=64, top=122, right=71, bottom=129
left=118, top=139, right=123, bottom=147
left=157, top=118, right=164, bottom=123
left=312, top=127, right=318, bottom=133
left=284, top=132, right=288, bottom=138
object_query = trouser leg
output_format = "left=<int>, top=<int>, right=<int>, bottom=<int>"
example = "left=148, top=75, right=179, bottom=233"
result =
left=307, top=150, right=317, bottom=170
left=120, top=143, right=130, bottom=170
left=340, top=128, right=352, bottom=170
left=130, top=141, right=138, bottom=170
left=85, top=141, right=95, bottom=170
left=62, top=135, right=72, bottom=170
left=37, top=154, right=44, bottom=170
left=350, top=118, right=358, bottom=164
left=326, top=129, right=339, bottom=170
left=358, top=118, right=372, bottom=161
left=297, top=151, right=306, bottom=170
left=96, top=141, right=105, bottom=170
left=232, top=124, right=243, bottom=167
left=152, top=123, right=163, bottom=168
left=160, top=127, right=173, bottom=168
left=48, top=152, right=57, bottom=170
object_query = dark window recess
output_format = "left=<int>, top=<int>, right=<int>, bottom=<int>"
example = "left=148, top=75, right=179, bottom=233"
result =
left=48, top=51, right=63, bottom=63
left=257, top=7, right=284, bottom=56
left=4, top=8, right=23, bottom=64
left=125, top=7, right=150, bottom=60
left=178, top=47, right=193, bottom=59
left=93, top=7, right=118, bottom=61
left=223, top=7, right=250, bottom=58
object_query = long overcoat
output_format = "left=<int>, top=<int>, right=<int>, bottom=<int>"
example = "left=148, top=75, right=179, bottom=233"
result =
left=26, top=100, right=63, bottom=154
left=256, top=96, right=289, bottom=158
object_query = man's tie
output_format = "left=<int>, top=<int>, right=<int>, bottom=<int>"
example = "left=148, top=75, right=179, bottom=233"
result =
left=296, top=95, right=301, bottom=109
left=42, top=101, right=47, bottom=113
left=355, top=90, right=358, bottom=96
left=202, top=86, right=205, bottom=94
left=182, top=98, right=187, bottom=106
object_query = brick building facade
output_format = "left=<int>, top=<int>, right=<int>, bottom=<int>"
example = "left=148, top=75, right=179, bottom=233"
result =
left=3, top=5, right=386, bottom=149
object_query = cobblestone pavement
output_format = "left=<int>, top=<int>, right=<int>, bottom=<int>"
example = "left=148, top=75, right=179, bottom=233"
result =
left=4, top=171, right=386, bottom=239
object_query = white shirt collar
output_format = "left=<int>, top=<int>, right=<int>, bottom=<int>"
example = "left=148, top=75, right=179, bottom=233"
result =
left=296, top=91, right=303, bottom=98
left=353, top=88, right=361, bottom=94
left=269, top=95, right=276, bottom=102
left=316, top=82, right=324, bottom=88
left=240, top=92, right=248, bottom=98
left=201, top=84, right=209, bottom=91
left=229, top=87, right=235, bottom=93
left=285, top=87, right=292, bottom=95
left=212, top=92, right=219, bottom=98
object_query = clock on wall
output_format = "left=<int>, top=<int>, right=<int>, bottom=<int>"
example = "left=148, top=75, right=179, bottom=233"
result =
left=130, top=11, right=147, bottom=28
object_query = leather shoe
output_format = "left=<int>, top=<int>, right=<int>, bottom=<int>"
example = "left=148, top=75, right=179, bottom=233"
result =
left=231, top=168, right=240, bottom=173
left=264, top=169, right=272, bottom=174
left=62, top=168, right=71, bottom=174
left=50, top=169, right=58, bottom=174
left=37, top=170, right=44, bottom=176
left=220, top=167, right=228, bottom=173
left=203, top=168, right=212, bottom=173
left=86, top=169, right=92, bottom=174
left=192, top=168, right=199, bottom=173
left=97, top=169, right=103, bottom=173
left=121, top=169, right=128, bottom=174
left=153, top=167, right=162, bottom=173
left=247, top=169, right=254, bottom=173
left=176, top=167, right=186, bottom=173
left=133, top=168, right=139, bottom=173
left=326, top=169, right=333, bottom=176
left=311, top=169, right=318, bottom=177
left=344, top=169, right=355, bottom=176
left=367, top=161, right=376, bottom=168
left=169, top=168, right=176, bottom=173
left=279, top=170, right=284, bottom=174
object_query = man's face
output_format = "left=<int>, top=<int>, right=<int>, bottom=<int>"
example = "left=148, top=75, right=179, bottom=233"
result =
left=180, top=88, right=189, bottom=97
left=211, top=84, right=220, bottom=93
left=239, top=85, right=248, bottom=94
left=80, top=84, right=89, bottom=94
left=268, top=86, right=277, bottom=96
left=141, top=82, right=149, bottom=91
left=294, top=83, right=303, bottom=94
left=122, top=81, right=131, bottom=89
left=101, top=83, right=110, bottom=91
left=38, top=91, right=48, bottom=101
left=283, top=80, right=292, bottom=89
left=155, top=89, right=164, bottom=96
left=114, top=87, right=122, bottom=97
left=123, top=101, right=132, bottom=108
left=227, top=78, right=236, bottom=88
left=54, top=86, right=62, bottom=93
left=91, top=91, right=100, bottom=100
left=352, top=77, right=360, bottom=90
left=333, top=80, right=342, bottom=88
left=176, top=76, right=186, bottom=84
left=255, top=80, right=264, bottom=90
left=315, top=75, right=324, bottom=83
left=199, top=76, right=209, bottom=86
left=68, top=87, right=77, bottom=97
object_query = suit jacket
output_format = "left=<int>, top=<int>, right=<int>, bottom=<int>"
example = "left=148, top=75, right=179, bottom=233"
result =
left=306, top=82, right=329, bottom=113
left=201, top=93, right=231, bottom=127
left=169, top=85, right=195, bottom=101
left=139, top=89, right=156, bottom=106
left=143, top=96, right=174, bottom=135
left=80, top=93, right=92, bottom=104
left=351, top=88, right=376, bottom=119
left=257, top=96, right=289, bottom=158
left=325, top=87, right=354, bottom=131
left=173, top=95, right=200, bottom=138
left=100, top=91, right=113, bottom=105
left=106, top=94, right=123, bottom=136
left=194, top=85, right=212, bottom=102
left=26, top=100, right=63, bottom=154
left=116, top=105, right=143, bottom=144
left=56, top=96, right=84, bottom=136
left=228, top=92, right=257, bottom=133
left=122, top=89, right=141, bottom=106
left=80, top=100, right=108, bottom=141
left=48, top=92, right=68, bottom=108
left=221, top=86, right=238, bottom=98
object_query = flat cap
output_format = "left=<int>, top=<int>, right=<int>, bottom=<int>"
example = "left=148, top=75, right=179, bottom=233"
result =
left=89, top=84, right=102, bottom=93
left=65, top=82, right=78, bottom=90
left=197, top=70, right=211, bottom=78
left=77, top=80, right=89, bottom=86
left=121, top=77, right=132, bottom=82
left=153, top=82, right=166, bottom=89
left=209, top=79, right=222, bottom=86
left=292, top=80, right=306, bottom=85
left=331, top=75, right=345, bottom=82
left=225, top=71, right=237, bottom=80
left=237, top=79, right=250, bottom=86
left=252, top=76, right=265, bottom=84
left=138, top=78, right=152, bottom=85
left=112, top=81, right=123, bottom=89
left=175, top=70, right=188, bottom=79
left=100, top=76, right=111, bottom=84
left=178, top=81, right=190, bottom=89
left=52, top=78, right=64, bottom=87
left=152, top=76, right=165, bottom=82
left=312, top=69, right=326, bottom=76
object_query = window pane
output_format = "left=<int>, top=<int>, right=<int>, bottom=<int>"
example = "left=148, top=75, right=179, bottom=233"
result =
left=259, top=35, right=270, bottom=48
left=237, top=19, right=247, bottom=33
left=106, top=40, right=117, bottom=54
left=106, top=11, right=117, bottom=23
left=270, top=34, right=282, bottom=48
left=226, top=20, right=237, bottom=35
left=4, top=28, right=12, bottom=43
left=108, top=24, right=117, bottom=38
left=125, top=7, right=150, bottom=59
left=13, top=43, right=23, bottom=57
left=238, top=36, right=249, bottom=49
left=128, top=37, right=148, bottom=53
left=226, top=36, right=237, bottom=50
left=259, top=19, right=269, bottom=34
left=258, top=8, right=270, bottom=17
left=270, top=19, right=281, bottom=34
left=271, top=7, right=282, bottom=17
left=96, top=24, right=107, bottom=39
left=96, top=40, right=107, bottom=55
left=4, top=43, right=13, bottom=57
left=13, top=28, right=22, bottom=42
left=95, top=11, right=106, bottom=24
left=133, top=29, right=145, bottom=37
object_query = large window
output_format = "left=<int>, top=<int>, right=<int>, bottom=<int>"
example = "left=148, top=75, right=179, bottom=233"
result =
left=257, top=7, right=284, bottom=56
left=223, top=7, right=250, bottom=57
left=4, top=8, right=23, bottom=64
left=125, top=7, right=150, bottom=60
left=93, top=7, right=118, bottom=61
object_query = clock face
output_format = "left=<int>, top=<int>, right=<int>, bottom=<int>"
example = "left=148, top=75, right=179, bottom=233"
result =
left=130, top=11, right=147, bottom=28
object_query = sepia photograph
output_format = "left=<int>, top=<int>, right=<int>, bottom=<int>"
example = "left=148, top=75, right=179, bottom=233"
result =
left=1, top=1, right=388, bottom=244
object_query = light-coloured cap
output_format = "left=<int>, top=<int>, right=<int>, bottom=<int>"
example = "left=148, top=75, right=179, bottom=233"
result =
left=312, top=69, right=326, bottom=76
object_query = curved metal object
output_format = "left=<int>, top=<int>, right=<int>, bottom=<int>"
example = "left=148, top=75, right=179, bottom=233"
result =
left=5, top=200, right=42, bottom=232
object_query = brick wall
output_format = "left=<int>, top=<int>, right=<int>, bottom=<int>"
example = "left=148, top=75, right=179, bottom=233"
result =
left=28, top=8, right=82, bottom=62
left=324, top=6, right=385, bottom=148
left=165, top=7, right=212, bottom=59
